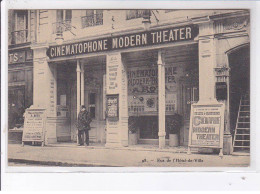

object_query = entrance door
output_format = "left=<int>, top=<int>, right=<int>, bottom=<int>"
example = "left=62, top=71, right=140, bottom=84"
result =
left=84, top=65, right=106, bottom=144
left=179, top=65, right=199, bottom=146
left=180, top=83, right=199, bottom=146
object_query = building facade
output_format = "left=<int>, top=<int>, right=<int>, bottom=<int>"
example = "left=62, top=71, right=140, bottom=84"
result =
left=8, top=10, right=35, bottom=130
left=8, top=9, right=250, bottom=154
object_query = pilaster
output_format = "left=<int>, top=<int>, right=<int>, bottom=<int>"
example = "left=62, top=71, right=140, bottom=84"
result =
left=31, top=43, right=58, bottom=143
left=105, top=52, right=128, bottom=147
left=198, top=22, right=218, bottom=103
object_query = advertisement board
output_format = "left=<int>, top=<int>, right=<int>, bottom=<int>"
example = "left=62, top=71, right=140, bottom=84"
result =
left=22, top=108, right=46, bottom=146
left=188, top=103, right=225, bottom=155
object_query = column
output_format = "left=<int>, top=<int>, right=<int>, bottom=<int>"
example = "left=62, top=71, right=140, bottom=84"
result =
left=76, top=60, right=81, bottom=144
left=158, top=50, right=166, bottom=149
left=76, top=60, right=81, bottom=115
left=80, top=63, right=85, bottom=106
left=120, top=59, right=129, bottom=147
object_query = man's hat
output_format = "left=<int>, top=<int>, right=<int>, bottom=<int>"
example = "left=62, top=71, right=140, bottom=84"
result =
left=81, top=105, right=86, bottom=109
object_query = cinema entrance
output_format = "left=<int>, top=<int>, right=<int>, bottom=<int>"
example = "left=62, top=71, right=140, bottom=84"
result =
left=53, top=55, right=106, bottom=143
left=124, top=43, right=199, bottom=146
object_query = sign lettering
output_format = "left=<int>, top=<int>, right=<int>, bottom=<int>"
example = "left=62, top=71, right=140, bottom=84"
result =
left=22, top=109, right=46, bottom=143
left=8, top=51, right=26, bottom=64
left=47, top=25, right=198, bottom=59
left=106, top=95, right=119, bottom=120
left=189, top=104, right=225, bottom=148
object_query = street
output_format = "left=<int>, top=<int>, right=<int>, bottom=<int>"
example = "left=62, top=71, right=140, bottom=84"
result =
left=8, top=143, right=250, bottom=167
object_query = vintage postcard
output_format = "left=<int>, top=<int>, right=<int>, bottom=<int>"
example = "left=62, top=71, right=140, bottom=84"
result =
left=3, top=4, right=252, bottom=169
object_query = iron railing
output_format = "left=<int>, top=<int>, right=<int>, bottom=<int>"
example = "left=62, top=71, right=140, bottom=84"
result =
left=52, top=20, right=72, bottom=34
left=126, top=10, right=147, bottom=20
left=9, top=29, right=29, bottom=45
left=81, top=13, right=103, bottom=28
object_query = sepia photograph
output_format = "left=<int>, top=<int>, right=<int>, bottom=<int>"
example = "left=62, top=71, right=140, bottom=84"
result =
left=2, top=0, right=260, bottom=191
left=2, top=3, right=253, bottom=170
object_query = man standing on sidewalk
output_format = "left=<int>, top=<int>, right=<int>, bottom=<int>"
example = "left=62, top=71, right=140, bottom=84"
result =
left=77, top=105, right=92, bottom=146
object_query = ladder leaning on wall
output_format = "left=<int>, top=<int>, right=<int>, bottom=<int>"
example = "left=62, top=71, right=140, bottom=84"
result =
left=233, top=92, right=250, bottom=153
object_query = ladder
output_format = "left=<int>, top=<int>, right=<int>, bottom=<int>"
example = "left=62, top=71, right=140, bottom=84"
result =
left=233, top=93, right=250, bottom=153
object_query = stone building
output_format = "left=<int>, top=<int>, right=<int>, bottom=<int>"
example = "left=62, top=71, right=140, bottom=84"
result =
left=8, top=9, right=250, bottom=154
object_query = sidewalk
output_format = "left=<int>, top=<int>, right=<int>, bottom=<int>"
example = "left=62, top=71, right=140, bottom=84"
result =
left=8, top=143, right=250, bottom=167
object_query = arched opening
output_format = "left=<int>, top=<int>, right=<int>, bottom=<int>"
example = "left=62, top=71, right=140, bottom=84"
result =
left=228, top=44, right=250, bottom=152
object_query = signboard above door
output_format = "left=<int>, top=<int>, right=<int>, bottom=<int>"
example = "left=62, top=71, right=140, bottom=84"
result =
left=47, top=24, right=199, bottom=59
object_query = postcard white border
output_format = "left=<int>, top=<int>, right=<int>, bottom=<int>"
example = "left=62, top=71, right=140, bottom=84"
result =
left=1, top=0, right=260, bottom=190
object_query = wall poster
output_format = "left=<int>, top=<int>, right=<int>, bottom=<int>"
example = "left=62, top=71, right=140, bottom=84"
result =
left=106, top=94, right=119, bottom=121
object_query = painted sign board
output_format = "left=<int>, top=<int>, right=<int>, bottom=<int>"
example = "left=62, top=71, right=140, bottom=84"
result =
left=47, top=24, right=199, bottom=59
left=107, top=53, right=120, bottom=94
left=8, top=51, right=26, bottom=64
left=8, top=50, right=33, bottom=64
left=22, top=108, right=46, bottom=146
left=188, top=103, right=225, bottom=156
left=106, top=94, right=119, bottom=121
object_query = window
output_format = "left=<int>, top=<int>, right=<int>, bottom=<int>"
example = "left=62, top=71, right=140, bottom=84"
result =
left=57, top=10, right=72, bottom=22
left=81, top=10, right=103, bottom=28
left=126, top=10, right=146, bottom=20
left=89, top=93, right=96, bottom=119
left=53, top=10, right=72, bottom=34
left=8, top=86, right=26, bottom=129
left=9, top=10, right=29, bottom=45
left=9, top=71, right=25, bottom=83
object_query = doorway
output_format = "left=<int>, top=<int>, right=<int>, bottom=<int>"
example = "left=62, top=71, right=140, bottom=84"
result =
left=228, top=45, right=250, bottom=136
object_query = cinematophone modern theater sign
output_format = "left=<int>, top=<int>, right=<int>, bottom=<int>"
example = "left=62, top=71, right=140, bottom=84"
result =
left=47, top=24, right=199, bottom=59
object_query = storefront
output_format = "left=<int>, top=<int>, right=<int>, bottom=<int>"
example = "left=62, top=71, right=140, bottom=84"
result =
left=52, top=56, right=107, bottom=143
left=39, top=24, right=199, bottom=146
left=124, top=45, right=198, bottom=146
left=29, top=11, right=250, bottom=154
left=8, top=48, right=33, bottom=130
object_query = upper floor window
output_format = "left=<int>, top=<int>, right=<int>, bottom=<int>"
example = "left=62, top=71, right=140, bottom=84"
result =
left=126, top=10, right=146, bottom=20
left=53, top=10, right=72, bottom=34
left=81, top=10, right=103, bottom=28
left=9, top=10, right=29, bottom=45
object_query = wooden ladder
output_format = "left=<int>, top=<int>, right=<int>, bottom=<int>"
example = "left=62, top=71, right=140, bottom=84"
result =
left=233, top=93, right=250, bottom=153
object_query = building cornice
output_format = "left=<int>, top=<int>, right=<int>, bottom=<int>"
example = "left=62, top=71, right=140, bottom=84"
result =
left=190, top=10, right=249, bottom=24
left=209, top=10, right=250, bottom=21
left=30, top=42, right=49, bottom=50
left=8, top=43, right=31, bottom=51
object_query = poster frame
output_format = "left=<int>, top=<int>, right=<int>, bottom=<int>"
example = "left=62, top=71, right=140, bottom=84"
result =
left=106, top=94, right=119, bottom=121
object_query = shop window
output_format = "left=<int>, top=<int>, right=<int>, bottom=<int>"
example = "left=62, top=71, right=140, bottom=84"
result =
left=9, top=71, right=25, bottom=82
left=53, top=10, right=72, bottom=34
left=8, top=86, right=25, bottom=129
left=126, top=10, right=146, bottom=20
left=81, top=10, right=103, bottom=28
left=9, top=10, right=29, bottom=45
left=89, top=93, right=96, bottom=119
